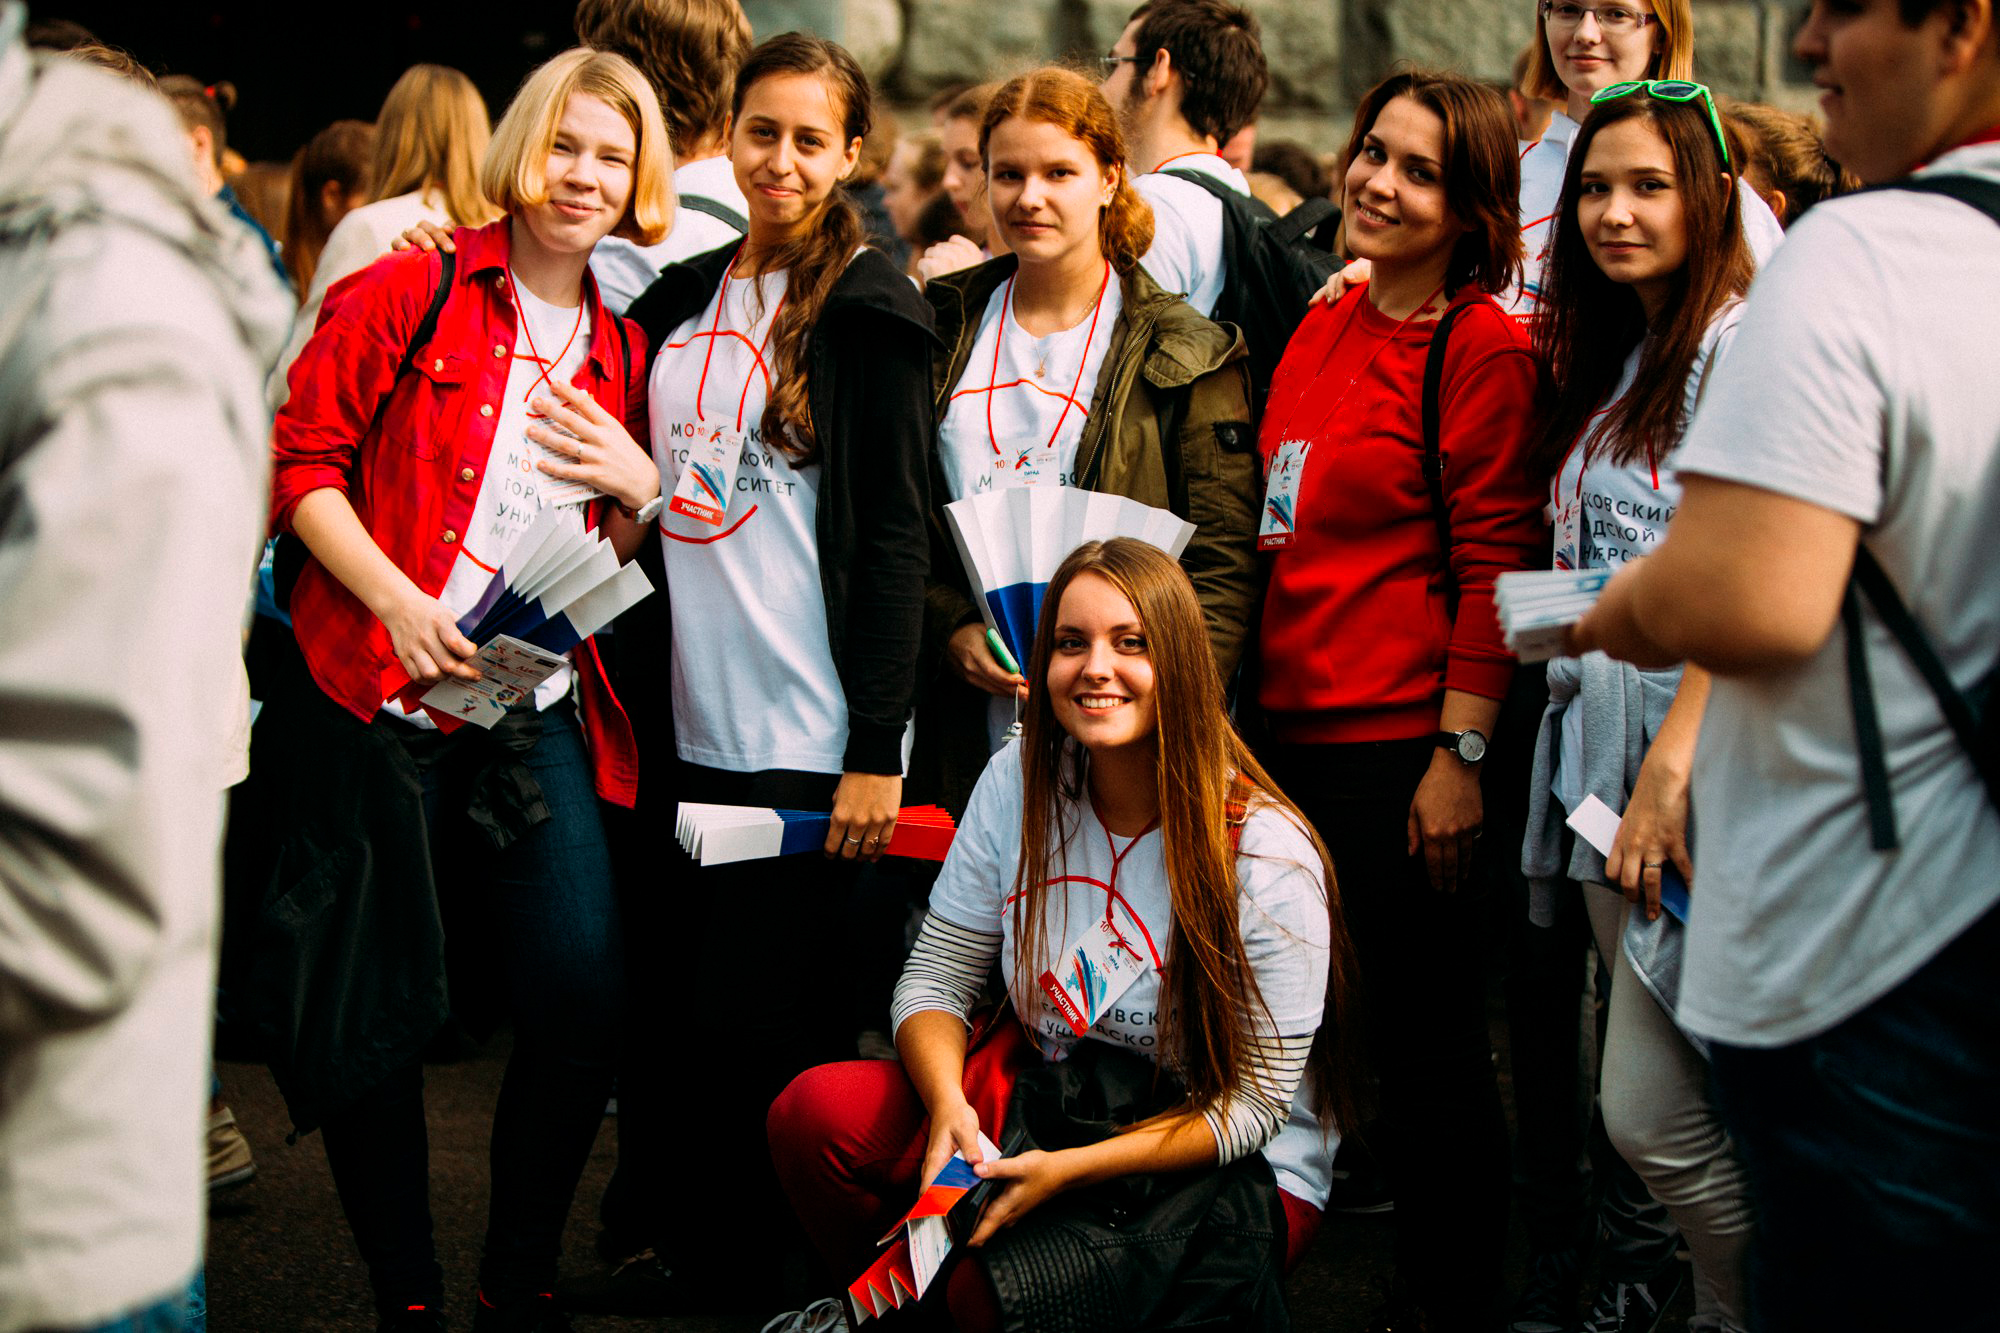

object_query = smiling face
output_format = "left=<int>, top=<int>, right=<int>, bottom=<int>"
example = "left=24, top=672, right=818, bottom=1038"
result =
left=1342, top=94, right=1470, bottom=276
left=519, top=92, right=636, bottom=259
left=985, top=115, right=1114, bottom=268
left=1578, top=115, right=1689, bottom=319
left=1795, top=0, right=1961, bottom=184
left=1047, top=571, right=1158, bottom=755
left=729, top=70, right=862, bottom=243
left=1546, top=0, right=1663, bottom=101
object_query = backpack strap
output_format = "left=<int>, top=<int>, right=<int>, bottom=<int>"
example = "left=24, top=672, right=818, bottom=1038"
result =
left=1268, top=197, right=1339, bottom=251
left=274, top=248, right=457, bottom=613
left=1421, top=302, right=1473, bottom=617
left=1838, top=173, right=2000, bottom=848
left=679, top=193, right=749, bottom=233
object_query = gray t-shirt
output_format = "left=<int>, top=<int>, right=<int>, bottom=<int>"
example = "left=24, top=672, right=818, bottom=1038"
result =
left=1672, top=141, right=2000, bottom=1047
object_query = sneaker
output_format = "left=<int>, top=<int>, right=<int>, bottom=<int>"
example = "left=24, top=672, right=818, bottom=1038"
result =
left=1580, top=1262, right=1686, bottom=1333
left=761, top=1297, right=851, bottom=1333
left=470, top=1290, right=570, bottom=1333
left=555, top=1247, right=675, bottom=1315
left=206, top=1104, right=256, bottom=1192
left=377, top=1306, right=447, bottom=1332
left=1507, top=1246, right=1582, bottom=1333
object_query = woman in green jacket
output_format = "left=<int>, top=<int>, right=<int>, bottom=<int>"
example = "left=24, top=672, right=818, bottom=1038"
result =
left=918, top=66, right=1258, bottom=812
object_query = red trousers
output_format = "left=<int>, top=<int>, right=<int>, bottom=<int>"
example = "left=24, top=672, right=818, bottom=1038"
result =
left=767, top=1058, right=1324, bottom=1329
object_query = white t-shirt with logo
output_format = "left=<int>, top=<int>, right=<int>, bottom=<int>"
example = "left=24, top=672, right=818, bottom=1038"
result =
left=1549, top=302, right=1741, bottom=812
left=386, top=277, right=592, bottom=722
left=937, top=270, right=1123, bottom=500
left=928, top=742, right=1338, bottom=1204
left=648, top=267, right=850, bottom=774
left=1135, top=154, right=1250, bottom=318
left=1672, top=142, right=2000, bottom=1047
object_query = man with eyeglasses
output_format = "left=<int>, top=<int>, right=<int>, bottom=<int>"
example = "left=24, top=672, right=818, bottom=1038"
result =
left=1099, top=0, right=1267, bottom=319
left=1567, top=1, right=2000, bottom=1327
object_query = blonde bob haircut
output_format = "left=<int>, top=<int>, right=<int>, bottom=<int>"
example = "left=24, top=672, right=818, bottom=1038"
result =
left=1521, top=0, right=1693, bottom=103
left=481, top=48, right=676, bottom=247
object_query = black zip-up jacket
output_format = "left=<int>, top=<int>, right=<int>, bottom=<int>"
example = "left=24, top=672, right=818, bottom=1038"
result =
left=618, top=243, right=940, bottom=779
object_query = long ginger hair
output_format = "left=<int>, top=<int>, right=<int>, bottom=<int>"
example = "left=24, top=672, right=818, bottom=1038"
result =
left=730, top=33, right=873, bottom=464
left=979, top=67, right=1155, bottom=273
left=369, top=64, right=497, bottom=227
left=1012, top=540, right=1365, bottom=1136
left=1532, top=93, right=1753, bottom=474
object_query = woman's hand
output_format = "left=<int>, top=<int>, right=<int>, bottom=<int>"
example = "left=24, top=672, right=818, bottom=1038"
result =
left=917, top=235, right=985, bottom=285
left=1407, top=750, right=1483, bottom=893
left=946, top=622, right=1028, bottom=699
left=919, top=1095, right=986, bottom=1196
left=387, top=219, right=456, bottom=254
left=1605, top=745, right=1695, bottom=923
left=968, top=1149, right=1079, bottom=1248
left=1309, top=257, right=1372, bottom=307
left=826, top=771, right=901, bottom=861
left=380, top=586, right=480, bottom=686
left=528, top=379, right=661, bottom=514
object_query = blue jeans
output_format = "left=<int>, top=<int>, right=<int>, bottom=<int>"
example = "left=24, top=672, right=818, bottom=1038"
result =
left=319, top=703, right=623, bottom=1310
left=1711, top=899, right=2000, bottom=1333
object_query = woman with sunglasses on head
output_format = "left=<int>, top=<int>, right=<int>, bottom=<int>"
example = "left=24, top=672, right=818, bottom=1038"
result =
left=268, top=48, right=669, bottom=1330
left=609, top=32, right=938, bottom=1302
left=917, top=66, right=1257, bottom=814
left=1251, top=71, right=1546, bottom=1332
left=1524, top=82, right=1756, bottom=1333
left=768, top=539, right=1364, bottom=1332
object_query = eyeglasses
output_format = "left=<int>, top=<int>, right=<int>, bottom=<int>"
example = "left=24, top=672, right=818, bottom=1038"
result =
left=1098, top=54, right=1141, bottom=76
left=1541, top=2, right=1657, bottom=33
left=1590, top=79, right=1731, bottom=167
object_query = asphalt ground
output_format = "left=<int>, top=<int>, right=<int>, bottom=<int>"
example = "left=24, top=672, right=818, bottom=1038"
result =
left=207, top=1003, right=1701, bottom=1332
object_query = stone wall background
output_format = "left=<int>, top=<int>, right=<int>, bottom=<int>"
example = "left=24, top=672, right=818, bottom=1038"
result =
left=742, top=0, right=1820, bottom=142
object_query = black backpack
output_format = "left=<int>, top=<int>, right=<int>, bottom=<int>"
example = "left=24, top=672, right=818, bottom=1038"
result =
left=1843, top=174, right=2000, bottom=850
left=1161, top=168, right=1342, bottom=413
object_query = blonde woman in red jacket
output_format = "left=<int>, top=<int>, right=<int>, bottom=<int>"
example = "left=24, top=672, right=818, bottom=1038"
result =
left=1250, top=70, right=1546, bottom=1333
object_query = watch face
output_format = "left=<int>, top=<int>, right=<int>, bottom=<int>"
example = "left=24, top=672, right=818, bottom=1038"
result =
left=1457, top=730, right=1488, bottom=763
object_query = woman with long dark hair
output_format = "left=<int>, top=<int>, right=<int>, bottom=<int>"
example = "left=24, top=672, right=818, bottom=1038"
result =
left=769, top=538, right=1363, bottom=1331
left=1252, top=70, right=1546, bottom=1332
left=612, top=31, right=938, bottom=1301
left=1524, top=83, right=1757, bottom=1333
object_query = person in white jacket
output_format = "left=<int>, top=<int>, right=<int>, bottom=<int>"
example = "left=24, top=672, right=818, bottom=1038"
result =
left=0, top=6, right=290, bottom=1328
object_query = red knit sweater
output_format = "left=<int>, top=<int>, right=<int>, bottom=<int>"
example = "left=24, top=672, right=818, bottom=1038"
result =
left=1256, top=284, right=1548, bottom=744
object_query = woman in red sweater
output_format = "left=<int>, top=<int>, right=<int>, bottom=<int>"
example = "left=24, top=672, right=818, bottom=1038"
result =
left=1251, top=70, right=1546, bottom=1332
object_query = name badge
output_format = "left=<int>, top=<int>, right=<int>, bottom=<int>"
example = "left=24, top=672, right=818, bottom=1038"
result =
left=668, top=425, right=745, bottom=526
left=1258, top=439, right=1312, bottom=551
left=1038, top=914, right=1150, bottom=1038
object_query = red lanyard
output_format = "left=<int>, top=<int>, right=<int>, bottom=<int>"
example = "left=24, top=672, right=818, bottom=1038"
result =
left=1269, top=282, right=1446, bottom=447
left=506, top=268, right=586, bottom=404
left=1151, top=150, right=1215, bottom=174
left=1097, top=813, right=1159, bottom=961
left=695, top=245, right=787, bottom=432
left=986, top=260, right=1111, bottom=465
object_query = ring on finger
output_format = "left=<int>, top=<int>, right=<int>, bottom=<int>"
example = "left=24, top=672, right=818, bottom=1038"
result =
left=1642, top=860, right=1664, bottom=870
left=844, top=835, right=864, bottom=845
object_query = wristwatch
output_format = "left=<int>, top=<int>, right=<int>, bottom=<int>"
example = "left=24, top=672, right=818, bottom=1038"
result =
left=622, top=492, right=665, bottom=525
left=1435, top=728, right=1489, bottom=764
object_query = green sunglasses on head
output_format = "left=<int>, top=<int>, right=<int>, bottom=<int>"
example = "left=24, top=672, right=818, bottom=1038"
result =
left=1589, top=78, right=1730, bottom=168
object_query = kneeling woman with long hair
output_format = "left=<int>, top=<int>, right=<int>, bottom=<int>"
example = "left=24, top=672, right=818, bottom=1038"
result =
left=268, top=48, right=669, bottom=1329
left=769, top=540, right=1363, bottom=1330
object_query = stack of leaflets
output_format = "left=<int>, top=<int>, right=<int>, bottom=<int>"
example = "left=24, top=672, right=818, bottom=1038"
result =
left=674, top=803, right=958, bottom=866
left=1494, top=568, right=1611, bottom=662
left=403, top=508, right=653, bottom=728
left=848, top=1135, right=1003, bottom=1323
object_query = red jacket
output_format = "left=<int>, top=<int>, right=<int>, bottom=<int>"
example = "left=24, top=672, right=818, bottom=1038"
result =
left=271, top=220, right=649, bottom=807
left=1256, top=285, right=1547, bottom=744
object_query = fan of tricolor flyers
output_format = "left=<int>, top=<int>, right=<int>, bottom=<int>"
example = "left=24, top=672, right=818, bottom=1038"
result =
left=673, top=803, right=957, bottom=866
left=848, top=1134, right=1002, bottom=1323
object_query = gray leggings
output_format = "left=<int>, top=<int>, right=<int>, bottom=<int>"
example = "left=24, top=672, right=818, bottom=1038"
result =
left=1584, top=883, right=1753, bottom=1333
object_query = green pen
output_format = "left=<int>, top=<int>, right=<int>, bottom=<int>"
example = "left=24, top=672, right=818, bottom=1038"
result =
left=984, top=627, right=1021, bottom=676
